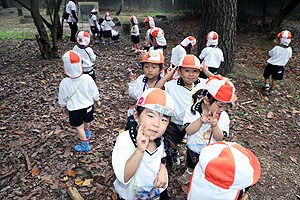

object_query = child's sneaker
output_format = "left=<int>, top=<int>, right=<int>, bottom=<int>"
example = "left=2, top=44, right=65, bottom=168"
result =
left=169, top=148, right=180, bottom=166
left=269, top=89, right=275, bottom=95
left=263, top=83, right=270, bottom=91
left=102, top=41, right=105, bottom=45
left=85, top=128, right=91, bottom=139
left=178, top=169, right=192, bottom=185
left=75, top=140, right=90, bottom=152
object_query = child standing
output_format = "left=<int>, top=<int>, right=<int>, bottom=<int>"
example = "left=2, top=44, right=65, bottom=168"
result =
left=263, top=30, right=292, bottom=94
left=89, top=8, right=99, bottom=44
left=155, top=55, right=213, bottom=165
left=66, top=0, right=78, bottom=43
left=73, top=31, right=97, bottom=81
left=143, top=16, right=155, bottom=51
left=101, top=12, right=115, bottom=45
left=187, top=141, right=261, bottom=200
left=130, top=15, right=140, bottom=51
left=199, top=31, right=224, bottom=78
left=112, top=88, right=177, bottom=200
left=128, top=50, right=164, bottom=100
left=58, top=50, right=100, bottom=152
left=178, top=75, right=237, bottom=184
left=150, top=27, right=167, bottom=53
left=171, top=36, right=197, bottom=80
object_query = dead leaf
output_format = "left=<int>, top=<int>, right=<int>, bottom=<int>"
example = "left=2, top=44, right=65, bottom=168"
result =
left=63, top=176, right=68, bottom=181
left=266, top=111, right=274, bottom=119
left=75, top=178, right=84, bottom=186
left=104, top=172, right=113, bottom=183
left=67, top=169, right=75, bottom=177
left=1, top=169, right=18, bottom=179
left=63, top=148, right=71, bottom=157
left=41, top=175, right=54, bottom=185
left=113, top=128, right=119, bottom=132
left=111, top=192, right=118, bottom=200
left=15, top=131, right=25, bottom=134
left=31, top=169, right=40, bottom=177
left=52, top=73, right=57, bottom=78
left=0, top=126, right=8, bottom=130
left=54, top=129, right=62, bottom=134
left=286, top=95, right=293, bottom=99
left=82, top=178, right=93, bottom=186
left=41, top=115, right=48, bottom=118
left=50, top=180, right=59, bottom=190
left=181, top=185, right=189, bottom=194
left=20, top=190, right=38, bottom=200
left=41, top=80, right=46, bottom=83
left=290, top=156, right=298, bottom=164
left=20, top=81, right=26, bottom=85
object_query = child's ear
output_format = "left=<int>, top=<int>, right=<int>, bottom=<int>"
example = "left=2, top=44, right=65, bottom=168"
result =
left=133, top=110, right=139, bottom=123
left=203, top=96, right=210, bottom=105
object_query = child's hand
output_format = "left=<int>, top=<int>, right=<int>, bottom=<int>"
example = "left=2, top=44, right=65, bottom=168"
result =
left=166, top=64, right=177, bottom=76
left=128, top=69, right=137, bottom=81
left=199, top=114, right=209, bottom=124
left=136, top=123, right=150, bottom=152
left=201, top=60, right=208, bottom=72
left=153, top=164, right=167, bottom=188
left=208, top=110, right=218, bottom=127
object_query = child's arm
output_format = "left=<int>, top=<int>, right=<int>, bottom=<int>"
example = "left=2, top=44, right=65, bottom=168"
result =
left=124, top=124, right=149, bottom=182
left=185, top=115, right=208, bottom=135
left=153, top=163, right=167, bottom=188
left=208, top=111, right=224, bottom=141
left=155, top=64, right=176, bottom=88
left=201, top=61, right=214, bottom=78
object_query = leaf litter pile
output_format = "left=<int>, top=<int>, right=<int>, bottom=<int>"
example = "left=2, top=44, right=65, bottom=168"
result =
left=0, top=14, right=299, bottom=199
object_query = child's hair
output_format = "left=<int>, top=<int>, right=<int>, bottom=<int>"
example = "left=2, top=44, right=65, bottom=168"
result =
left=185, top=44, right=192, bottom=54
left=98, top=17, right=104, bottom=24
left=141, top=62, right=163, bottom=71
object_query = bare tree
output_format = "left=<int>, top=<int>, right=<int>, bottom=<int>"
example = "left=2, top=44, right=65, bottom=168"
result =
left=197, top=0, right=237, bottom=75
left=14, top=0, right=63, bottom=59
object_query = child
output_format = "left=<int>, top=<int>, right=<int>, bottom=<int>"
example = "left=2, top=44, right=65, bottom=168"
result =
left=199, top=31, right=224, bottom=78
left=128, top=50, right=164, bottom=100
left=187, top=141, right=261, bottom=200
left=171, top=36, right=197, bottom=80
left=101, top=12, right=115, bottom=45
left=89, top=8, right=99, bottom=43
left=66, top=0, right=78, bottom=43
left=58, top=50, right=100, bottom=152
left=178, top=75, right=237, bottom=184
left=263, top=30, right=292, bottom=94
left=143, top=16, right=155, bottom=51
left=112, top=88, right=177, bottom=200
left=150, top=27, right=167, bottom=53
left=155, top=54, right=213, bottom=165
left=130, top=15, right=140, bottom=51
left=73, top=31, right=97, bottom=81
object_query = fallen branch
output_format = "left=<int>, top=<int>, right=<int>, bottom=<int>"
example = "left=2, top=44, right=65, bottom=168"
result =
left=240, top=100, right=253, bottom=105
left=67, top=187, right=84, bottom=200
left=23, top=152, right=32, bottom=172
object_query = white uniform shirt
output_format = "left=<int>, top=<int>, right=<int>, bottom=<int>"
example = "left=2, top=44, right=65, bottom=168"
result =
left=66, top=1, right=77, bottom=23
left=101, top=20, right=115, bottom=31
left=128, top=75, right=149, bottom=100
left=89, top=14, right=97, bottom=26
left=164, top=78, right=207, bottom=125
left=131, top=24, right=140, bottom=36
left=183, top=102, right=229, bottom=153
left=145, top=29, right=152, bottom=47
left=58, top=74, right=99, bottom=111
left=112, top=130, right=167, bottom=199
left=171, top=45, right=186, bottom=66
left=199, top=47, right=224, bottom=68
left=267, top=45, right=292, bottom=66
left=73, top=45, right=96, bottom=72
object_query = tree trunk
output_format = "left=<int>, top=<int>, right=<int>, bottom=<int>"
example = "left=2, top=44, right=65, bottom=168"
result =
left=2, top=0, right=10, bottom=8
left=52, top=0, right=63, bottom=57
left=261, top=0, right=268, bottom=29
left=30, top=0, right=53, bottom=59
left=270, top=0, right=300, bottom=29
left=197, top=0, right=237, bottom=75
left=16, top=2, right=23, bottom=16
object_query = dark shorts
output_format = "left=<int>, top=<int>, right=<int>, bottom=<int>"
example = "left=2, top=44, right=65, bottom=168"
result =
left=90, top=26, right=98, bottom=34
left=69, top=105, right=94, bottom=127
left=154, top=45, right=167, bottom=50
left=103, top=30, right=112, bottom=38
left=131, top=35, right=140, bottom=43
left=186, top=148, right=199, bottom=169
left=199, top=67, right=218, bottom=79
left=263, top=63, right=284, bottom=80
left=83, top=69, right=96, bottom=81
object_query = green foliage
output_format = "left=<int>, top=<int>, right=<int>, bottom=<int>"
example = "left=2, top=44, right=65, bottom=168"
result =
left=0, top=29, right=35, bottom=40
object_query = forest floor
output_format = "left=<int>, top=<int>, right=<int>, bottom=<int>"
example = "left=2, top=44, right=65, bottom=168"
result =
left=0, top=7, right=300, bottom=200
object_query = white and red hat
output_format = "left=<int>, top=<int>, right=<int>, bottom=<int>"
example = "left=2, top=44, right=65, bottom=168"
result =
left=278, top=30, right=292, bottom=45
left=150, top=27, right=167, bottom=46
left=205, top=75, right=237, bottom=102
left=206, top=31, right=219, bottom=47
left=62, top=50, right=83, bottom=79
left=143, top=16, right=155, bottom=27
left=77, top=31, right=90, bottom=46
left=181, top=36, right=197, bottom=47
left=91, top=8, right=98, bottom=13
left=187, top=141, right=261, bottom=200
left=130, top=15, right=138, bottom=24
left=137, top=88, right=176, bottom=117
left=179, top=54, right=201, bottom=69
left=105, top=12, right=111, bottom=20
left=141, top=50, right=164, bottom=64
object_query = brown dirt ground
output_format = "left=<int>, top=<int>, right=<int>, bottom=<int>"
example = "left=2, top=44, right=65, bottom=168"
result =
left=0, top=7, right=299, bottom=200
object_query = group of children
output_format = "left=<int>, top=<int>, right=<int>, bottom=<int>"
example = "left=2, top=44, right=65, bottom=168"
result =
left=59, top=8, right=294, bottom=199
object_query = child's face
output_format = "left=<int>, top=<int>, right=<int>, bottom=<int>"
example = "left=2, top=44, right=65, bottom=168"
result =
left=134, top=108, right=170, bottom=141
left=143, top=63, right=162, bottom=80
left=179, top=68, right=200, bottom=87
left=207, top=100, right=229, bottom=115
